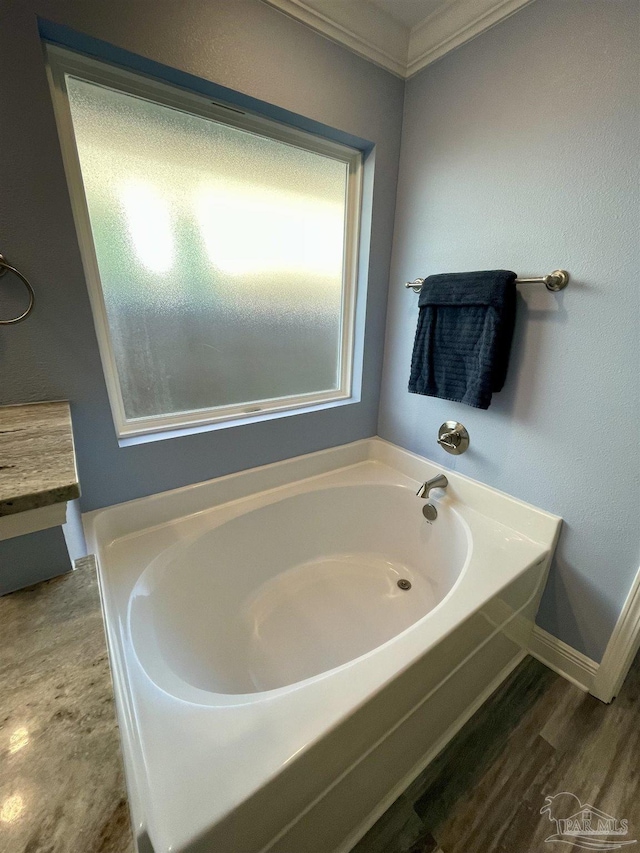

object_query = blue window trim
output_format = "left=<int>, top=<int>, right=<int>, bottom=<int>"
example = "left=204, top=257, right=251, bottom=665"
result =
left=38, top=18, right=374, bottom=153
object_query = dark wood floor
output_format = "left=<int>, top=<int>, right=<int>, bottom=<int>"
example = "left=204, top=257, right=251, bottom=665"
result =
left=353, top=654, right=640, bottom=853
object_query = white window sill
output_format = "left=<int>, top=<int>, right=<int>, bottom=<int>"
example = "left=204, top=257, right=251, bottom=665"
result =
left=117, top=394, right=360, bottom=447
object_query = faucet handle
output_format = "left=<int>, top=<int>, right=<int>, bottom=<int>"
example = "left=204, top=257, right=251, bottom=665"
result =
left=437, top=432, right=460, bottom=450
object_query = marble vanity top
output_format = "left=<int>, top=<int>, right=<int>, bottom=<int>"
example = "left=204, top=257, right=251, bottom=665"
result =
left=0, top=401, right=80, bottom=517
left=0, top=559, right=134, bottom=853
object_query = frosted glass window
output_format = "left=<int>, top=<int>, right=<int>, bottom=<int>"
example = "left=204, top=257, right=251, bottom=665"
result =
left=47, top=47, right=361, bottom=437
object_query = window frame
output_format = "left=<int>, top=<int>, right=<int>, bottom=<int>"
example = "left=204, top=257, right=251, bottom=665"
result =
left=45, top=44, right=363, bottom=439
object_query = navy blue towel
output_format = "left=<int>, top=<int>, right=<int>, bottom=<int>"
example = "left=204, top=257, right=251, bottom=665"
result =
left=408, top=270, right=517, bottom=409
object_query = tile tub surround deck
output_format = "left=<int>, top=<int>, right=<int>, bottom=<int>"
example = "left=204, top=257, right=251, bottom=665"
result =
left=0, top=401, right=79, bottom=516
left=0, top=559, right=134, bottom=853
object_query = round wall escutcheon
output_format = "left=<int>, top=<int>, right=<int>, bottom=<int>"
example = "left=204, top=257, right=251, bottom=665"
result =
left=437, top=421, right=469, bottom=455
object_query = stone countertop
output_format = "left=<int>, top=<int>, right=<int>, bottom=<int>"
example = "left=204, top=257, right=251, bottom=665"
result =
left=0, top=401, right=80, bottom=517
left=0, top=559, right=134, bottom=853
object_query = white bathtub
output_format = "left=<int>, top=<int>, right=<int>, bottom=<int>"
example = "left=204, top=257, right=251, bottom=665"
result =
left=85, top=438, right=561, bottom=853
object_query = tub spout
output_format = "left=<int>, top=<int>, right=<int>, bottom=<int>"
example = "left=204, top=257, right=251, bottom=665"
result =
left=416, top=475, right=448, bottom=499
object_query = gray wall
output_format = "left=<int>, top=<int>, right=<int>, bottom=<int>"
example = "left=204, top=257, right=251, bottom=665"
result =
left=0, top=0, right=404, bottom=510
left=378, top=0, right=640, bottom=661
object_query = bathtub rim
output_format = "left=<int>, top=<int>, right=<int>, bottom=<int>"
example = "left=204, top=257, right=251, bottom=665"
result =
left=84, top=436, right=561, bottom=551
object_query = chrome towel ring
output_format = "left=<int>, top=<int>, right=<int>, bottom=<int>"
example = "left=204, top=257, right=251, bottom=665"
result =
left=0, top=254, right=35, bottom=324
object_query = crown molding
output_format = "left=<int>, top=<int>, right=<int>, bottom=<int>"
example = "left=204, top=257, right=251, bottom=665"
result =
left=407, top=0, right=535, bottom=77
left=261, top=0, right=408, bottom=77
left=262, top=0, right=536, bottom=79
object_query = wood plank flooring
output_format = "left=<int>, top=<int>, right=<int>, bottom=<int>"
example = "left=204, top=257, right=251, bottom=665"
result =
left=353, top=655, right=640, bottom=853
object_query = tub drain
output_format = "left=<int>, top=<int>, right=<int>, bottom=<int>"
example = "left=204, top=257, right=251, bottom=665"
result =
left=397, top=579, right=412, bottom=590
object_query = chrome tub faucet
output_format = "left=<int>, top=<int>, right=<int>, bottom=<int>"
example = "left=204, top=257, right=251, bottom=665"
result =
left=416, top=474, right=448, bottom=499
left=416, top=474, right=448, bottom=521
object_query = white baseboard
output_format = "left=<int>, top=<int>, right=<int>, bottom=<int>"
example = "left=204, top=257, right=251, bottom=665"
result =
left=591, top=565, right=640, bottom=704
left=530, top=566, right=640, bottom=705
left=528, top=626, right=598, bottom=693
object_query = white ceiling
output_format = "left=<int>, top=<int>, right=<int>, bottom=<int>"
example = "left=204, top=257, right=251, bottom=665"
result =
left=369, top=0, right=446, bottom=30
left=262, top=0, right=535, bottom=78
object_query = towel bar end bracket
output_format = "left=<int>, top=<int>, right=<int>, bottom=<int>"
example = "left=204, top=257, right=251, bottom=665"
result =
left=542, top=269, right=569, bottom=292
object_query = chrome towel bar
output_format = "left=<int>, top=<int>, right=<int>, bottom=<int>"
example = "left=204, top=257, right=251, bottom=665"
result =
left=0, top=254, right=35, bottom=324
left=405, top=269, right=570, bottom=294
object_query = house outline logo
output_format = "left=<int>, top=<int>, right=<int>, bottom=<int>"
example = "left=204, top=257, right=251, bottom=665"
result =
left=541, top=792, right=636, bottom=850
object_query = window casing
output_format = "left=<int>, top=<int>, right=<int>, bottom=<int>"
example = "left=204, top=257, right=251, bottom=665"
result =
left=46, top=45, right=363, bottom=439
